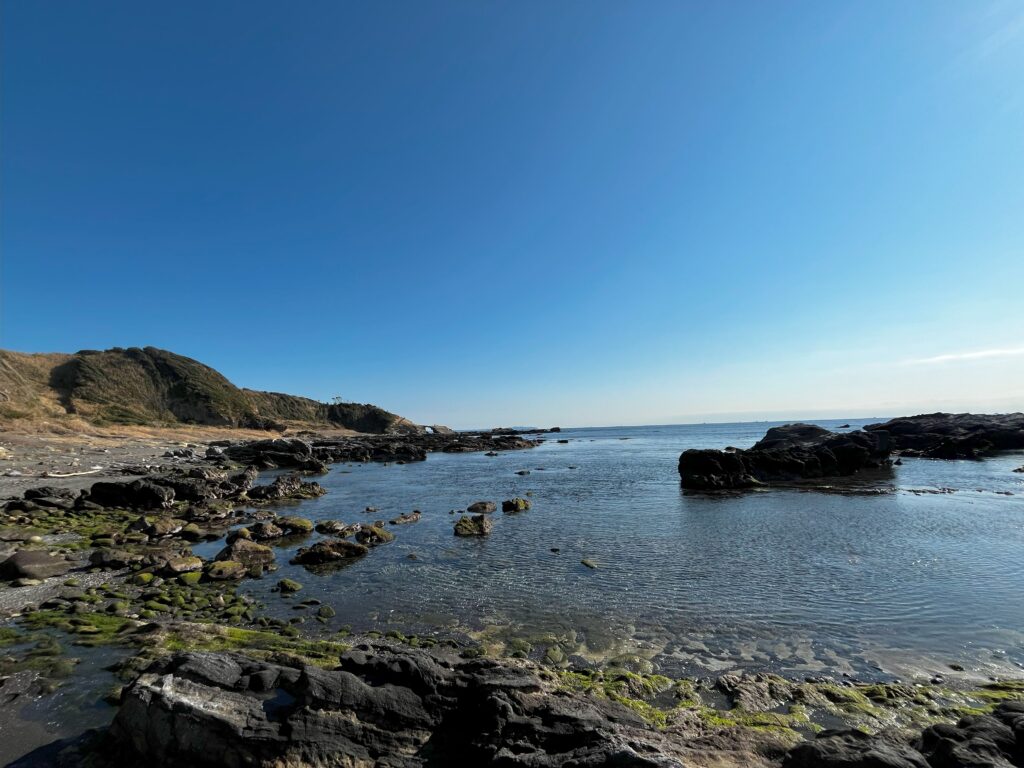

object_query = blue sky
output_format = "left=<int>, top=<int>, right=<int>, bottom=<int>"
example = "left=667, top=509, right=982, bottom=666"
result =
left=2, top=1, right=1023, bottom=428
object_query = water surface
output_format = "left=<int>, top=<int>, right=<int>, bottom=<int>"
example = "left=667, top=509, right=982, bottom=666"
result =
left=232, top=420, right=1024, bottom=680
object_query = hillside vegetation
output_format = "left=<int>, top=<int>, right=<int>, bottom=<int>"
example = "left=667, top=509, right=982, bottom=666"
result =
left=0, top=346, right=411, bottom=434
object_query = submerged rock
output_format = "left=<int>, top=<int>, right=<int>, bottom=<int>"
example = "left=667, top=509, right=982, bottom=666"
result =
left=679, top=423, right=891, bottom=490
left=354, top=525, right=396, bottom=545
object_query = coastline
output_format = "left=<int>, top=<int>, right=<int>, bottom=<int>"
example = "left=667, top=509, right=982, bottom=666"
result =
left=1, top=422, right=1022, bottom=766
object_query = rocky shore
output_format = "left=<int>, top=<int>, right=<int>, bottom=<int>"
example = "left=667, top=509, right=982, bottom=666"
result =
left=1, top=423, right=1022, bottom=766
left=679, top=413, right=1024, bottom=490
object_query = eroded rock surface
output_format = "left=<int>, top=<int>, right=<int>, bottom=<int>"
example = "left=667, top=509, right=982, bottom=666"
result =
left=865, top=412, right=1024, bottom=459
left=107, top=646, right=685, bottom=767
left=679, top=423, right=891, bottom=490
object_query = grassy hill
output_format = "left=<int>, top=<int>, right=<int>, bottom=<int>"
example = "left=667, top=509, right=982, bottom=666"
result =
left=0, top=346, right=411, bottom=434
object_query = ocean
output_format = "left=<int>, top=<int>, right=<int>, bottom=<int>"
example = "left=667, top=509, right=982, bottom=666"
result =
left=198, top=419, right=1024, bottom=681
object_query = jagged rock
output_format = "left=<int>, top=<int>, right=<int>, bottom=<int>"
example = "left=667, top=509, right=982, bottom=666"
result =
left=454, top=514, right=493, bottom=536
left=679, top=423, right=891, bottom=490
left=290, top=539, right=369, bottom=565
left=246, top=474, right=326, bottom=502
left=224, top=438, right=329, bottom=472
left=106, top=646, right=683, bottom=767
left=502, top=497, right=531, bottom=513
left=0, top=549, right=71, bottom=581
left=865, top=412, right=1024, bottom=459
left=467, top=501, right=497, bottom=513
left=916, top=702, right=1024, bottom=767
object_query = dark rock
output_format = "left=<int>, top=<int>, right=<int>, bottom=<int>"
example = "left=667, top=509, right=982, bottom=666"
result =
left=354, top=525, right=395, bottom=545
left=0, top=549, right=71, bottom=581
left=865, top=412, right=1024, bottom=459
left=467, top=501, right=497, bottom=514
left=246, top=473, right=326, bottom=502
left=502, top=497, right=532, bottom=513
left=454, top=514, right=493, bottom=536
left=783, top=729, right=930, bottom=767
left=90, top=548, right=146, bottom=569
left=290, top=539, right=369, bottom=565
left=248, top=521, right=284, bottom=540
left=107, top=645, right=682, bottom=767
left=679, top=423, right=891, bottom=490
left=917, top=703, right=1024, bottom=767
left=86, top=479, right=176, bottom=509
left=388, top=511, right=421, bottom=525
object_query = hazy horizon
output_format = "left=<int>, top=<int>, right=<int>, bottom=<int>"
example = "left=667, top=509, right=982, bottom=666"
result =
left=3, top=1, right=1022, bottom=429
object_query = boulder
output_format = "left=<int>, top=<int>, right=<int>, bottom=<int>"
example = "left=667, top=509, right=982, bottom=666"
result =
left=467, top=501, right=496, bottom=513
left=86, top=479, right=175, bottom=509
left=215, top=539, right=275, bottom=568
left=277, top=516, right=314, bottom=534
left=354, top=525, right=395, bottom=545
left=205, top=561, right=246, bottom=580
left=290, top=539, right=369, bottom=565
left=454, top=514, right=493, bottom=536
left=0, top=549, right=71, bottom=581
left=502, top=497, right=531, bottom=513
left=248, top=521, right=284, bottom=540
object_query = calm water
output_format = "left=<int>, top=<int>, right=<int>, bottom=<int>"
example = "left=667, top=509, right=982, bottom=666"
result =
left=220, top=419, right=1024, bottom=680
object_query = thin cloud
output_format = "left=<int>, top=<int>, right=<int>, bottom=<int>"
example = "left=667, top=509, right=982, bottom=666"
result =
left=904, top=347, right=1024, bottom=365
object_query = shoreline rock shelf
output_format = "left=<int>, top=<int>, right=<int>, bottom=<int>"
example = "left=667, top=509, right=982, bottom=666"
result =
left=864, top=412, right=1024, bottom=459
left=678, top=423, right=892, bottom=490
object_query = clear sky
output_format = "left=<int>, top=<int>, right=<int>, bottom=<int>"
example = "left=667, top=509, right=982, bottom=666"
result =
left=2, top=1, right=1023, bottom=428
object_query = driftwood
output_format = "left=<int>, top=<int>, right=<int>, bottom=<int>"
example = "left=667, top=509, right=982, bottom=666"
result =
left=42, top=468, right=104, bottom=478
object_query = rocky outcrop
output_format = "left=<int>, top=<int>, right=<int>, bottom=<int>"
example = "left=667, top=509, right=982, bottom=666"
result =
left=783, top=701, right=1024, bottom=767
left=106, top=646, right=684, bottom=767
left=865, top=412, right=1024, bottom=459
left=679, top=423, right=892, bottom=490
left=219, top=432, right=540, bottom=470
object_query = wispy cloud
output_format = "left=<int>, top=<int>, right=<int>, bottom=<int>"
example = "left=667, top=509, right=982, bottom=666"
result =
left=904, top=347, right=1024, bottom=365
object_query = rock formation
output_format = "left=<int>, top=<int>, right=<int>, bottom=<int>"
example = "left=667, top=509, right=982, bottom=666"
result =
left=679, top=423, right=891, bottom=490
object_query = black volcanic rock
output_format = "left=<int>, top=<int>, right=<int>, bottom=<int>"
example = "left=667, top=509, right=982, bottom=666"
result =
left=678, top=423, right=891, bottom=490
left=864, top=412, right=1024, bottom=459
left=106, top=646, right=682, bottom=768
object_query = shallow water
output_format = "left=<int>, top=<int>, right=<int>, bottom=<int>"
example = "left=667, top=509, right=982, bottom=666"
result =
left=230, top=419, right=1024, bottom=680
